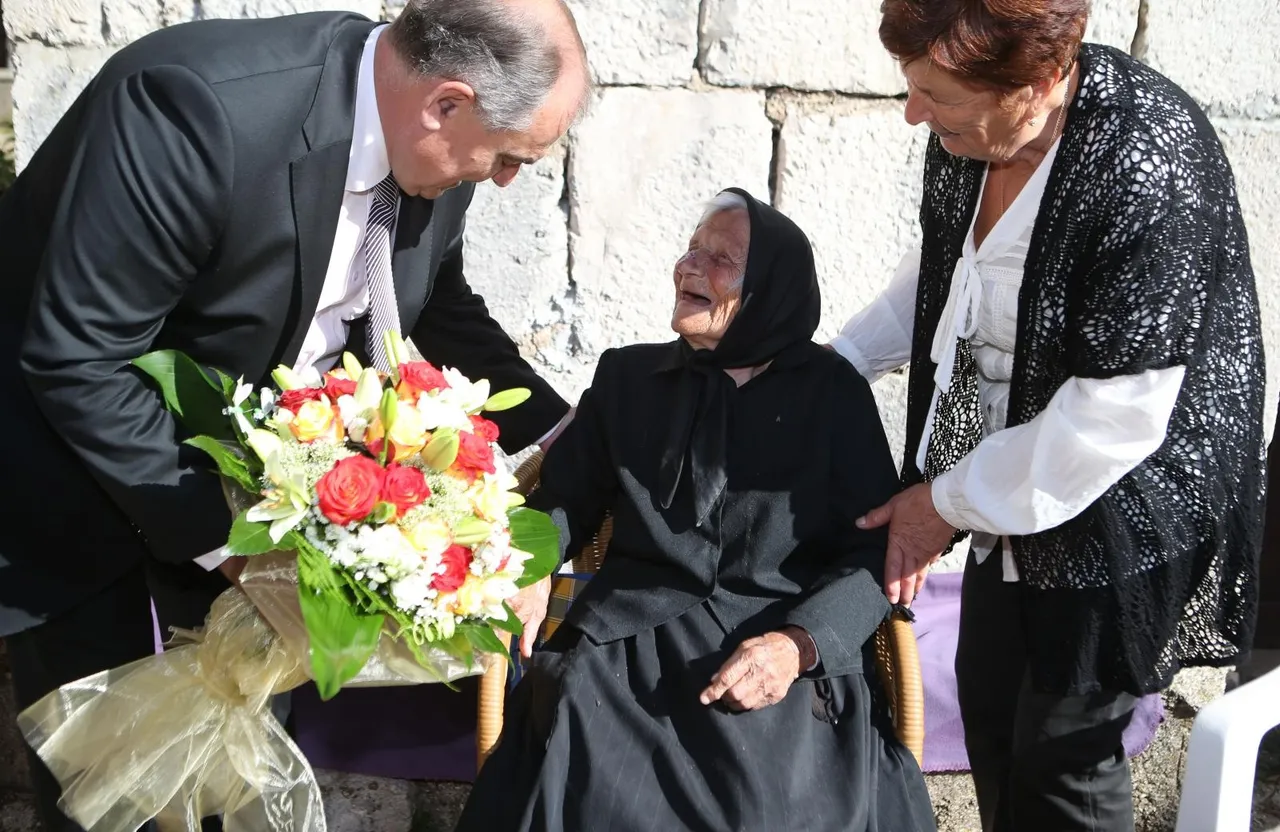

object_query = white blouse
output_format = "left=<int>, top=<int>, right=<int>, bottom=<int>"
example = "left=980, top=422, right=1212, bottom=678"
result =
left=831, top=140, right=1186, bottom=582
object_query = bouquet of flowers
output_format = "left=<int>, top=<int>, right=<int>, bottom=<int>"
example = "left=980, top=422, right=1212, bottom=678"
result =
left=18, top=331, right=558, bottom=832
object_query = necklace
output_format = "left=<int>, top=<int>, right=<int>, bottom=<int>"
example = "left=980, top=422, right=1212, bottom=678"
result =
left=1048, top=68, right=1072, bottom=148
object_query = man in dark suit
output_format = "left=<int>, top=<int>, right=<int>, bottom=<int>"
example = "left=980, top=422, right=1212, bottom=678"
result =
left=0, top=1, right=588, bottom=828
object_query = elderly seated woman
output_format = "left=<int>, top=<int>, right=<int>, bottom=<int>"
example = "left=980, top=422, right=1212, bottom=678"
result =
left=456, top=189, right=935, bottom=832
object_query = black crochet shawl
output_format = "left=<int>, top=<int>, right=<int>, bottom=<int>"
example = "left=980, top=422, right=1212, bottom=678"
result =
left=902, top=44, right=1267, bottom=695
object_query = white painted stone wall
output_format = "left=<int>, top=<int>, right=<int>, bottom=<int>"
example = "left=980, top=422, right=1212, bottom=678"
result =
left=5, top=0, right=1280, bottom=534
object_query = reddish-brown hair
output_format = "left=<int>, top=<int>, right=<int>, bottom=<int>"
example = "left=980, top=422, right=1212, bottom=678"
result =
left=879, top=0, right=1088, bottom=90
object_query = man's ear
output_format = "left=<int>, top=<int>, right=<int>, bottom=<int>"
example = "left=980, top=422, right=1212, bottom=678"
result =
left=421, top=80, right=477, bottom=132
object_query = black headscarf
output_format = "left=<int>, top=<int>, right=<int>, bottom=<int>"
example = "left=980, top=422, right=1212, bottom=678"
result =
left=657, top=188, right=822, bottom=522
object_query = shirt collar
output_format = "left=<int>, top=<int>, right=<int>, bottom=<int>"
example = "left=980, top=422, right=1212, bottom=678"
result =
left=346, top=24, right=391, bottom=193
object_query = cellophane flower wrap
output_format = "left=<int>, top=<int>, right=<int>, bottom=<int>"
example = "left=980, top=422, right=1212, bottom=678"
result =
left=18, top=331, right=559, bottom=832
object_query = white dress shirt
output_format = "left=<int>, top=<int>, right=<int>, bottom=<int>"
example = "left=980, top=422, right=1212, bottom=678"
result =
left=293, top=24, right=395, bottom=376
left=831, top=139, right=1185, bottom=582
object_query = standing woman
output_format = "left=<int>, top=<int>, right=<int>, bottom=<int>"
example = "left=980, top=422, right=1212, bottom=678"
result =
left=830, top=1, right=1266, bottom=830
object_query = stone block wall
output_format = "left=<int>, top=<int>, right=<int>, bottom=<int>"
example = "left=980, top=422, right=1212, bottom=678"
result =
left=5, top=0, right=1278, bottom=463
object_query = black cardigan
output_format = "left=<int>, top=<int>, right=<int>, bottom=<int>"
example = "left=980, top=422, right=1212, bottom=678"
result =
left=904, top=44, right=1266, bottom=695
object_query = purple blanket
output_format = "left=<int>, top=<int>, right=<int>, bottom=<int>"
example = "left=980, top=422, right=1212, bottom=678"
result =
left=912, top=571, right=1165, bottom=773
left=290, top=681, right=480, bottom=781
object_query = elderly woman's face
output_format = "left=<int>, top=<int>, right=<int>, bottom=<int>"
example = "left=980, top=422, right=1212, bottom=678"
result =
left=670, top=208, right=751, bottom=350
left=900, top=60, right=1037, bottom=163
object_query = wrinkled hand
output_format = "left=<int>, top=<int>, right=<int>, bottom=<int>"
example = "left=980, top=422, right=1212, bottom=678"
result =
left=699, top=632, right=801, bottom=711
left=857, top=483, right=956, bottom=607
left=507, top=576, right=551, bottom=659
left=218, top=555, right=248, bottom=587
left=539, top=407, right=577, bottom=453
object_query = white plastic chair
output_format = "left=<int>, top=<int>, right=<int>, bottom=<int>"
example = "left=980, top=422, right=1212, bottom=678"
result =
left=1175, top=664, right=1280, bottom=831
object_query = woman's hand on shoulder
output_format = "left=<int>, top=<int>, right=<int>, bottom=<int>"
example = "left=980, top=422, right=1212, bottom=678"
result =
left=699, top=631, right=805, bottom=711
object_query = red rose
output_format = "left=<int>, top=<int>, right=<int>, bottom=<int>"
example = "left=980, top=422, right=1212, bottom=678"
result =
left=324, top=374, right=358, bottom=400
left=453, top=431, right=497, bottom=482
left=316, top=455, right=385, bottom=526
left=398, top=362, right=449, bottom=395
left=432, top=544, right=473, bottom=594
left=278, top=386, right=327, bottom=413
left=381, top=464, right=431, bottom=517
left=468, top=415, right=500, bottom=443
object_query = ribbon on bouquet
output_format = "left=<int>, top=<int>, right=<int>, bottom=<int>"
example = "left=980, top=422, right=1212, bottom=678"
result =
left=17, top=550, right=494, bottom=832
left=17, top=587, right=322, bottom=832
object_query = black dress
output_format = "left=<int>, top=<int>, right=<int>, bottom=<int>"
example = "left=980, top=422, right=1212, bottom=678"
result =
left=457, top=190, right=934, bottom=832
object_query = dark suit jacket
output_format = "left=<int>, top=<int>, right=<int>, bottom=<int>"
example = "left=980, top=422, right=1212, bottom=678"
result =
left=0, top=12, right=568, bottom=634
left=526, top=343, right=895, bottom=678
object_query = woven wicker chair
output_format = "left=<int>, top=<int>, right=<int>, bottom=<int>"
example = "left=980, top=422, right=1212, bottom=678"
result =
left=477, top=451, right=925, bottom=768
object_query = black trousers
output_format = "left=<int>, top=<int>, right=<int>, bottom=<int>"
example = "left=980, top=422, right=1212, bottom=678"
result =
left=955, top=550, right=1138, bottom=832
left=6, top=560, right=228, bottom=832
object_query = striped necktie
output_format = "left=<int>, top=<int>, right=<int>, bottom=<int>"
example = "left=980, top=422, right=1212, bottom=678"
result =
left=363, top=174, right=402, bottom=372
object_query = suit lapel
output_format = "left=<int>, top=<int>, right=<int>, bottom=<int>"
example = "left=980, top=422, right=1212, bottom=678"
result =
left=391, top=195, right=435, bottom=333
left=281, top=144, right=352, bottom=366
left=278, top=18, right=377, bottom=368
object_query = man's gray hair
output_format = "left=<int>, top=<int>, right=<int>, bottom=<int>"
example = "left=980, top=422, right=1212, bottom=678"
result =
left=388, top=0, right=586, bottom=132
left=697, top=191, right=750, bottom=227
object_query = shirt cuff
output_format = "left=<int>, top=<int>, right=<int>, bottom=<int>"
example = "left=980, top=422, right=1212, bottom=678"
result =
left=930, top=470, right=970, bottom=531
left=193, top=548, right=230, bottom=571
left=827, top=334, right=874, bottom=379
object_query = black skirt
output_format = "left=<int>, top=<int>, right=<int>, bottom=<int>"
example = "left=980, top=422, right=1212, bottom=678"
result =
left=457, top=603, right=935, bottom=832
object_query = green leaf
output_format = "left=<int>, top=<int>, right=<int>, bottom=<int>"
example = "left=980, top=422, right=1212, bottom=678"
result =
left=226, top=510, right=278, bottom=556
left=297, top=565, right=384, bottom=700
left=436, top=632, right=477, bottom=664
left=482, top=388, right=531, bottom=412
left=490, top=602, right=524, bottom=636
left=184, top=435, right=257, bottom=491
left=132, top=350, right=234, bottom=440
left=213, top=367, right=238, bottom=400
left=463, top=624, right=509, bottom=656
left=508, top=507, right=561, bottom=587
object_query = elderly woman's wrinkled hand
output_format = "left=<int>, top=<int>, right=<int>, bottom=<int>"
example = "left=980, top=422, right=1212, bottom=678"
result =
left=507, top=576, right=552, bottom=659
left=857, top=483, right=956, bottom=607
left=699, top=632, right=802, bottom=711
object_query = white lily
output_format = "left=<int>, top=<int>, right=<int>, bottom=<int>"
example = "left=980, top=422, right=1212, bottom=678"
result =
left=415, top=392, right=473, bottom=432
left=247, top=485, right=310, bottom=542
left=440, top=367, right=491, bottom=414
